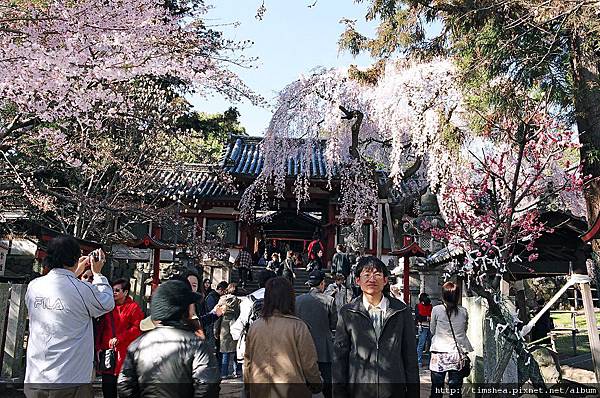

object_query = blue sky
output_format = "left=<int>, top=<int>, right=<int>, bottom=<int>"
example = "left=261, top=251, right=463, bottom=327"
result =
left=191, top=1, right=376, bottom=135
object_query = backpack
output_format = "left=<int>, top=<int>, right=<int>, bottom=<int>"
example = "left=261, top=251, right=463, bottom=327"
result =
left=242, top=294, right=264, bottom=337
left=248, top=295, right=264, bottom=323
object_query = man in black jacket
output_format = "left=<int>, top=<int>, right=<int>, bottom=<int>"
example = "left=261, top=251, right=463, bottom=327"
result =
left=206, top=281, right=228, bottom=312
left=333, top=256, right=419, bottom=398
left=296, top=270, right=338, bottom=398
left=118, top=280, right=220, bottom=398
left=332, top=244, right=351, bottom=277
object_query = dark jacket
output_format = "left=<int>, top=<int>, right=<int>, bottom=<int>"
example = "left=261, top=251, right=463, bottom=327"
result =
left=332, top=252, right=350, bottom=277
left=333, top=295, right=419, bottom=398
left=282, top=258, right=295, bottom=280
left=296, top=288, right=337, bottom=363
left=195, top=298, right=218, bottom=343
left=205, top=291, right=220, bottom=312
left=118, top=324, right=220, bottom=398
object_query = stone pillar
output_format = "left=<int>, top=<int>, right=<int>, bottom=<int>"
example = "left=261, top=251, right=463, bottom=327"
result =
left=419, top=269, right=443, bottom=304
left=463, top=296, right=486, bottom=386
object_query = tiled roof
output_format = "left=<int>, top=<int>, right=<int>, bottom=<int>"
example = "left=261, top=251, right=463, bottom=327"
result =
left=154, top=164, right=238, bottom=204
left=219, top=135, right=331, bottom=178
left=155, top=134, right=427, bottom=205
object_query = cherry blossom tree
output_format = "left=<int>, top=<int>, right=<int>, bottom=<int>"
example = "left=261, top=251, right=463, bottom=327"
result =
left=240, top=57, right=586, bottom=386
left=0, top=0, right=259, bottom=241
left=239, top=59, right=460, bottom=243
left=435, top=103, right=585, bottom=384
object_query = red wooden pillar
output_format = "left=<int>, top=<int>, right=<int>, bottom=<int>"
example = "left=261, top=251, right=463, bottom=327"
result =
left=239, top=212, right=249, bottom=248
left=151, top=225, right=161, bottom=292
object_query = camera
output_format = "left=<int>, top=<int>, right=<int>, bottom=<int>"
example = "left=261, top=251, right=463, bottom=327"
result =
left=89, top=250, right=100, bottom=262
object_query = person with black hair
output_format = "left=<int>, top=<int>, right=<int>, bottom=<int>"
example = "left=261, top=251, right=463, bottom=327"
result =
left=333, top=256, right=419, bottom=398
left=118, top=280, right=220, bottom=398
left=296, top=270, right=337, bottom=398
left=429, top=282, right=473, bottom=398
left=415, top=292, right=433, bottom=368
left=95, top=278, right=144, bottom=398
left=307, top=248, right=325, bottom=272
left=244, top=277, right=322, bottom=398
left=234, top=247, right=253, bottom=288
left=282, top=250, right=296, bottom=284
left=139, top=272, right=225, bottom=339
left=267, top=252, right=283, bottom=275
left=206, top=281, right=228, bottom=312
left=203, top=278, right=213, bottom=296
left=332, top=244, right=350, bottom=277
left=182, top=271, right=223, bottom=331
left=325, top=273, right=353, bottom=312
left=24, top=236, right=114, bottom=398
left=230, top=269, right=276, bottom=378
left=214, top=283, right=241, bottom=379
left=307, top=232, right=325, bottom=263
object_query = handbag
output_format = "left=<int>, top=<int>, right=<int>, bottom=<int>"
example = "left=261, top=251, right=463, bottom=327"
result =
left=446, top=307, right=471, bottom=378
left=97, top=312, right=117, bottom=372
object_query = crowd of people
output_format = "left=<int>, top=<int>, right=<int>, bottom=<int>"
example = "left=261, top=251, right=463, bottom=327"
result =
left=23, top=235, right=477, bottom=398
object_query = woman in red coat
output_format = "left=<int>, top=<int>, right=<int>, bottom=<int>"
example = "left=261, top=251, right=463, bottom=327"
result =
left=96, top=278, right=144, bottom=398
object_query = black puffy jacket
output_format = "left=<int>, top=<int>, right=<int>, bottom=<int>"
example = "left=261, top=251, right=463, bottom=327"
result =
left=117, top=324, right=220, bottom=398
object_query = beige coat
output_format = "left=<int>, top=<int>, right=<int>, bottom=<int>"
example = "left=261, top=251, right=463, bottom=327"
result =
left=243, top=313, right=322, bottom=398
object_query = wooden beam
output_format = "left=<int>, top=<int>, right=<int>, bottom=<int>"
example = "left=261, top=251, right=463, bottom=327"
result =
left=580, top=281, right=600, bottom=382
left=384, top=201, right=396, bottom=251
left=376, top=202, right=383, bottom=258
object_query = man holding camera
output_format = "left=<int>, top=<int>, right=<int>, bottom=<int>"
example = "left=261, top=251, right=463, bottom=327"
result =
left=25, top=235, right=115, bottom=398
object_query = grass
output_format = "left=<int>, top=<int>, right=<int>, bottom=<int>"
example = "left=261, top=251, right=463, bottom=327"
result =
left=553, top=334, right=590, bottom=357
left=546, top=312, right=600, bottom=359
left=550, top=312, right=600, bottom=329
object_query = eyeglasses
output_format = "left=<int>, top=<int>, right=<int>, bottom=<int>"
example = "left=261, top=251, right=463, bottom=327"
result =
left=113, top=288, right=123, bottom=292
left=360, top=272, right=385, bottom=281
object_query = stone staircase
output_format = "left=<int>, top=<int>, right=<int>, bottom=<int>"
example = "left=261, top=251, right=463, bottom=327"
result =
left=229, top=266, right=313, bottom=295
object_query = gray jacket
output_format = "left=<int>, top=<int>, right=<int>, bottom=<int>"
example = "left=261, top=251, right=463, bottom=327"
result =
left=430, top=304, right=473, bottom=353
left=333, top=295, right=419, bottom=398
left=296, top=288, right=337, bottom=363
left=325, top=282, right=353, bottom=311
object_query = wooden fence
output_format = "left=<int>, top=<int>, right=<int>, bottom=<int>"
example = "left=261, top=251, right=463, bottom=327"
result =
left=0, top=264, right=233, bottom=383
left=0, top=283, right=28, bottom=383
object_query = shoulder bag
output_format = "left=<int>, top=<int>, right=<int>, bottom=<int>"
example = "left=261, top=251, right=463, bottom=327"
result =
left=97, top=312, right=117, bottom=372
left=446, top=308, right=471, bottom=378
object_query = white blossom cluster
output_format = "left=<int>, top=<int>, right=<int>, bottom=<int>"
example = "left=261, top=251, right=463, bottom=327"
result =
left=240, top=59, right=462, bottom=239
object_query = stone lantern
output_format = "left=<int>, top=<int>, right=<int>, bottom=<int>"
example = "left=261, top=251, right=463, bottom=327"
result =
left=402, top=190, right=446, bottom=303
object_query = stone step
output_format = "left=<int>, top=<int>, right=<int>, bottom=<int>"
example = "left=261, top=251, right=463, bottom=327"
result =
left=229, top=266, right=322, bottom=295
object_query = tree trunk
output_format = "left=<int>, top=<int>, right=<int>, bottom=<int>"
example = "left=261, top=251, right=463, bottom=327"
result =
left=572, top=32, right=600, bottom=246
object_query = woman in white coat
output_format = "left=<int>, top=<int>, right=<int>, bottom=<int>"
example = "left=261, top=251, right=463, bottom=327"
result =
left=429, top=281, right=473, bottom=398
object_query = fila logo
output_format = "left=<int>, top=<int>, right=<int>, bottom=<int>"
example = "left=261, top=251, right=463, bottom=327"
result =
left=34, top=297, right=65, bottom=311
